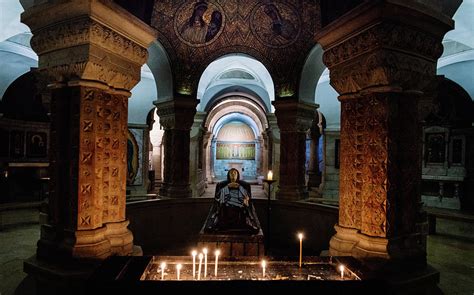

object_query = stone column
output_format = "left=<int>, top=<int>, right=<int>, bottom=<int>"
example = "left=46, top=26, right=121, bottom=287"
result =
left=203, top=131, right=212, bottom=183
left=273, top=100, right=317, bottom=200
left=155, top=97, right=198, bottom=198
left=316, top=1, right=455, bottom=261
left=307, top=111, right=323, bottom=188
left=21, top=0, right=156, bottom=260
left=190, top=112, right=206, bottom=197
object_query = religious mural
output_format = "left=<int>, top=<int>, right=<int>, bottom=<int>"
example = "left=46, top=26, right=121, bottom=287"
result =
left=151, top=0, right=320, bottom=94
left=216, top=143, right=255, bottom=160
left=127, top=129, right=140, bottom=184
left=174, top=1, right=225, bottom=47
left=425, top=133, right=446, bottom=164
left=250, top=2, right=300, bottom=48
left=26, top=132, right=47, bottom=158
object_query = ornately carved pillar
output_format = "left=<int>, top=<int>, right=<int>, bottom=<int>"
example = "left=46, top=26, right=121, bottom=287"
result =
left=273, top=100, right=317, bottom=200
left=155, top=97, right=198, bottom=198
left=21, top=0, right=156, bottom=260
left=316, top=1, right=456, bottom=261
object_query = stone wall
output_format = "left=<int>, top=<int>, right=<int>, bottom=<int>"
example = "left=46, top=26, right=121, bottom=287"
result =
left=127, top=198, right=338, bottom=255
left=321, top=129, right=340, bottom=200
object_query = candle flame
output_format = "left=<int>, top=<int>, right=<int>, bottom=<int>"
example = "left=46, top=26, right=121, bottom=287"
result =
left=267, top=170, right=273, bottom=180
left=199, top=253, right=204, bottom=259
left=261, top=260, right=266, bottom=268
left=298, top=233, right=304, bottom=240
left=215, top=249, right=220, bottom=256
left=192, top=250, right=197, bottom=256
left=160, top=262, right=166, bottom=269
left=339, top=265, right=345, bottom=272
left=176, top=264, right=182, bottom=270
left=203, top=248, right=208, bottom=254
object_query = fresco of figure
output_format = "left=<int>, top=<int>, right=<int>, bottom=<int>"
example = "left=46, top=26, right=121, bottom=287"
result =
left=205, top=10, right=222, bottom=42
left=180, top=1, right=209, bottom=44
left=263, top=3, right=296, bottom=46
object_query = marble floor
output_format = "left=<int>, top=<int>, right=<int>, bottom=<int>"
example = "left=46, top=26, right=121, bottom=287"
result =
left=1, top=222, right=473, bottom=295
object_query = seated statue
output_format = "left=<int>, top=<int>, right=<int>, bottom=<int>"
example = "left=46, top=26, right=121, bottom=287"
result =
left=203, top=168, right=260, bottom=234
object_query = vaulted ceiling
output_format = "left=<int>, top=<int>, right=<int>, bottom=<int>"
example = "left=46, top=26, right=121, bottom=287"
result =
left=150, top=0, right=321, bottom=98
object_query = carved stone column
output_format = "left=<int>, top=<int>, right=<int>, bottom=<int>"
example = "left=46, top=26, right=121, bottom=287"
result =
left=21, top=0, right=156, bottom=260
left=155, top=97, right=198, bottom=198
left=273, top=100, right=317, bottom=200
left=316, top=1, right=455, bottom=261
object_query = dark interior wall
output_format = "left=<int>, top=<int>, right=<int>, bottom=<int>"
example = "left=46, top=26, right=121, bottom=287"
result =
left=113, top=0, right=155, bottom=24
left=320, top=0, right=364, bottom=27
left=126, top=198, right=338, bottom=256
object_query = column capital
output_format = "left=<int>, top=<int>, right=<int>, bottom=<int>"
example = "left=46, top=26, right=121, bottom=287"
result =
left=155, top=97, right=199, bottom=130
left=316, top=1, right=457, bottom=96
left=21, top=0, right=157, bottom=91
left=273, top=99, right=317, bottom=133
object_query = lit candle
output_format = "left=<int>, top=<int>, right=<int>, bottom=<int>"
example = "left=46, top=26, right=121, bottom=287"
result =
left=298, top=233, right=304, bottom=268
left=198, top=253, right=203, bottom=280
left=191, top=250, right=197, bottom=279
left=261, top=260, right=266, bottom=278
left=214, top=250, right=220, bottom=277
left=339, top=264, right=345, bottom=279
left=203, top=248, right=208, bottom=278
left=176, top=264, right=182, bottom=280
left=267, top=170, right=273, bottom=181
left=160, top=262, right=166, bottom=280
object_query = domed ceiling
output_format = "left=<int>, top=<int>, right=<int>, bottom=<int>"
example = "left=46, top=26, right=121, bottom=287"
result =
left=217, top=121, right=255, bottom=142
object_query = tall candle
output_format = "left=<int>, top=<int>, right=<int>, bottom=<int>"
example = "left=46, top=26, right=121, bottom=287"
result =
left=214, top=250, right=220, bottom=277
left=339, top=265, right=345, bottom=279
left=261, top=260, right=266, bottom=278
left=298, top=233, right=304, bottom=268
left=198, top=253, right=203, bottom=280
left=267, top=170, right=273, bottom=180
left=203, top=248, right=208, bottom=278
left=160, top=262, right=166, bottom=280
left=191, top=250, right=197, bottom=279
left=176, top=264, right=182, bottom=280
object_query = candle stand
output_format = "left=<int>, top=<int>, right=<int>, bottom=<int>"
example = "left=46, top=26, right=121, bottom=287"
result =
left=262, top=179, right=276, bottom=255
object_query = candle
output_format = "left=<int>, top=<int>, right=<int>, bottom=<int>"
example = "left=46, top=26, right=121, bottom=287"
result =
left=198, top=253, right=203, bottom=280
left=176, top=264, right=182, bottom=280
left=298, top=233, right=304, bottom=268
left=203, top=248, right=208, bottom=278
left=267, top=170, right=273, bottom=180
left=160, top=262, right=166, bottom=280
left=261, top=260, right=266, bottom=278
left=339, top=265, right=345, bottom=279
left=214, top=250, right=220, bottom=277
left=191, top=250, right=197, bottom=279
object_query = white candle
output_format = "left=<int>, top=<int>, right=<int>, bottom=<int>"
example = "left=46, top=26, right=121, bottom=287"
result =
left=198, top=253, right=203, bottom=280
left=191, top=250, right=197, bottom=279
left=339, top=265, right=345, bottom=279
left=298, top=233, right=304, bottom=268
left=176, top=264, right=182, bottom=280
left=214, top=250, right=220, bottom=277
left=267, top=170, right=273, bottom=180
left=160, top=262, right=166, bottom=280
left=261, top=260, right=266, bottom=278
left=203, top=248, right=208, bottom=278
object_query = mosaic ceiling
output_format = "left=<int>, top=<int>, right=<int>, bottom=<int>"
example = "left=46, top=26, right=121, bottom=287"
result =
left=150, top=0, right=321, bottom=98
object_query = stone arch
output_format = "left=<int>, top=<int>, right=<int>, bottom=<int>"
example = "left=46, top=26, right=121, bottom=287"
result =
left=0, top=33, right=37, bottom=100
left=147, top=40, right=173, bottom=103
left=299, top=43, right=326, bottom=103
left=196, top=53, right=275, bottom=112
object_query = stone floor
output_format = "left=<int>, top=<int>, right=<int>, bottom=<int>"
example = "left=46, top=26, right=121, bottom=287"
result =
left=1, top=221, right=473, bottom=294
